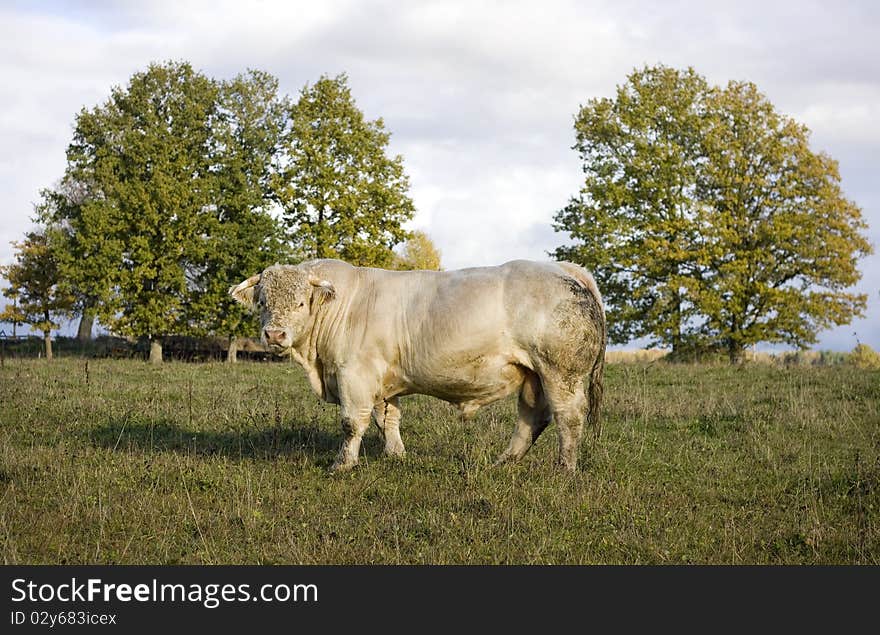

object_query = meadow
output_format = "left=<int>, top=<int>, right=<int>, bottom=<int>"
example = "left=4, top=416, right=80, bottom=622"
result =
left=0, top=357, right=877, bottom=564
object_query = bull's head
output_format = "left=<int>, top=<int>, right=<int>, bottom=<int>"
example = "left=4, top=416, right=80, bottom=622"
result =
left=229, top=264, right=335, bottom=352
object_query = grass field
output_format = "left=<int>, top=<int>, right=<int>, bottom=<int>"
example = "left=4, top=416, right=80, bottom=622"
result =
left=1, top=357, right=877, bottom=564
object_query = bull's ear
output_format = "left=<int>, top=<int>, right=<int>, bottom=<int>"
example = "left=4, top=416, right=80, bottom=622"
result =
left=229, top=274, right=261, bottom=308
left=309, top=277, right=336, bottom=306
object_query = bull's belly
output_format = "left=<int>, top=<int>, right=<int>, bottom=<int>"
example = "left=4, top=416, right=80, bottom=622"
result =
left=397, top=356, right=527, bottom=412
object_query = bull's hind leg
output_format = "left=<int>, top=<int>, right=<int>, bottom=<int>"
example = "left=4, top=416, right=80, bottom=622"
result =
left=372, top=397, right=405, bottom=457
left=541, top=372, right=588, bottom=472
left=495, top=371, right=552, bottom=465
left=372, top=401, right=388, bottom=443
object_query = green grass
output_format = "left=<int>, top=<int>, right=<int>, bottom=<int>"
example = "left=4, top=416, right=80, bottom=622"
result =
left=1, top=357, right=878, bottom=564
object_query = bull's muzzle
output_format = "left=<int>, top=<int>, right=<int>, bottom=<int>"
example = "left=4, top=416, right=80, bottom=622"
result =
left=264, top=329, right=288, bottom=348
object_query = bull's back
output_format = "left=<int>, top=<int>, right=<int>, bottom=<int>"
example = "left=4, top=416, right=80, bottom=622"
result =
left=439, top=260, right=603, bottom=377
left=396, top=267, right=519, bottom=389
left=348, top=261, right=602, bottom=400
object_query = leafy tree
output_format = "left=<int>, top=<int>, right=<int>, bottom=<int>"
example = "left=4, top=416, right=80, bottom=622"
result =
left=393, top=230, right=442, bottom=270
left=49, top=63, right=294, bottom=362
left=37, top=181, right=113, bottom=342
left=1, top=229, right=74, bottom=360
left=185, top=69, right=290, bottom=361
left=849, top=343, right=880, bottom=370
left=554, top=66, right=712, bottom=350
left=32, top=65, right=420, bottom=364
left=554, top=65, right=872, bottom=361
left=64, top=61, right=220, bottom=363
left=0, top=288, right=25, bottom=337
left=695, top=80, right=871, bottom=361
left=276, top=74, right=415, bottom=266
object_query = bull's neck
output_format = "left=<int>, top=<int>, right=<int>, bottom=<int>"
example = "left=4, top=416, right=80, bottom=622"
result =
left=288, top=306, right=332, bottom=401
left=292, top=293, right=346, bottom=366
left=289, top=272, right=359, bottom=401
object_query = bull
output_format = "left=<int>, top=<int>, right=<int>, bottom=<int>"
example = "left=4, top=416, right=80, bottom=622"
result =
left=230, top=259, right=605, bottom=472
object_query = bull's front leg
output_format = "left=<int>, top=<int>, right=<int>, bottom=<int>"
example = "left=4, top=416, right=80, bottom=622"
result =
left=332, top=408, right=371, bottom=472
left=331, top=375, right=377, bottom=472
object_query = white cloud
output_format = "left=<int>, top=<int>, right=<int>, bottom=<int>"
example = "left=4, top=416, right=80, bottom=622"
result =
left=0, top=0, right=877, bottom=349
left=797, top=97, right=880, bottom=147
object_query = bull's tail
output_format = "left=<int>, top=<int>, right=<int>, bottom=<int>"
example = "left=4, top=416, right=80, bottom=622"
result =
left=587, top=332, right=606, bottom=439
left=557, top=261, right=606, bottom=439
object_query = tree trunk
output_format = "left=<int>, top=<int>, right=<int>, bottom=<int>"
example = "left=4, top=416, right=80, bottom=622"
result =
left=77, top=311, right=95, bottom=342
left=671, top=288, right=682, bottom=356
left=316, top=205, right=326, bottom=257
left=727, top=340, right=744, bottom=364
left=44, top=330, right=53, bottom=361
left=227, top=335, right=238, bottom=363
left=149, top=339, right=163, bottom=364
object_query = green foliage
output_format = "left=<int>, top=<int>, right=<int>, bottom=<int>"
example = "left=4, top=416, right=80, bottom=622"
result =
left=555, top=66, right=712, bottom=348
left=0, top=288, right=26, bottom=336
left=817, top=350, right=848, bottom=366
left=849, top=344, right=880, bottom=370
left=39, top=64, right=416, bottom=349
left=696, top=81, right=871, bottom=360
left=1, top=229, right=74, bottom=339
left=63, top=61, right=220, bottom=341
left=185, top=69, right=290, bottom=338
left=393, top=230, right=442, bottom=270
left=554, top=65, right=872, bottom=362
left=276, top=74, right=415, bottom=267
left=47, top=62, right=290, bottom=344
left=37, top=181, right=117, bottom=326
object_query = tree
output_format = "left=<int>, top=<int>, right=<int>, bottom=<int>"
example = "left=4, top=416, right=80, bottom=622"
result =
left=554, top=65, right=872, bottom=361
left=49, top=62, right=294, bottom=362
left=276, top=74, right=415, bottom=267
left=0, top=288, right=25, bottom=337
left=553, top=66, right=713, bottom=351
left=695, top=80, right=871, bottom=361
left=1, top=229, right=74, bottom=360
left=393, top=230, right=442, bottom=270
left=36, top=181, right=112, bottom=342
left=64, top=61, right=220, bottom=363
left=185, top=69, right=290, bottom=362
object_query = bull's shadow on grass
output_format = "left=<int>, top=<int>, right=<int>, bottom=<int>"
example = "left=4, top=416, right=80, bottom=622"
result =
left=87, top=418, right=349, bottom=466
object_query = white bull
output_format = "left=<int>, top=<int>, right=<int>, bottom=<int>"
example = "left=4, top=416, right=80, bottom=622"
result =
left=230, top=258, right=606, bottom=472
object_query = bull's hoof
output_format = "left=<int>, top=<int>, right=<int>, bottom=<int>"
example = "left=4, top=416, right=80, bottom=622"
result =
left=555, top=459, right=577, bottom=473
left=383, top=441, right=406, bottom=458
left=493, top=452, right=516, bottom=467
left=329, top=460, right=359, bottom=474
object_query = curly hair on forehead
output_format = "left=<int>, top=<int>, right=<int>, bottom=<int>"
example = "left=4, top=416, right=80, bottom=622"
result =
left=260, top=267, right=310, bottom=310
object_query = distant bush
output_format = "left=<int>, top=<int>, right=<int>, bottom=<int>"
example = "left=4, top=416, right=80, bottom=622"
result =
left=779, top=350, right=824, bottom=367
left=0, top=335, right=276, bottom=362
left=817, top=350, right=849, bottom=366
left=662, top=339, right=729, bottom=364
left=849, top=344, right=880, bottom=370
left=605, top=349, right=668, bottom=364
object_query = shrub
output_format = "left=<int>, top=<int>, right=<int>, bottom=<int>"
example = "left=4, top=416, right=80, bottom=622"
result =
left=849, top=343, right=880, bottom=370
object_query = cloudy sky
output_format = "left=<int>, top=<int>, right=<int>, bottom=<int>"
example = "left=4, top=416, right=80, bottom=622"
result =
left=1, top=0, right=877, bottom=349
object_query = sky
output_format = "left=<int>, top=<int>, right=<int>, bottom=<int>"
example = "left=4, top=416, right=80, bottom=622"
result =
left=0, top=0, right=878, bottom=350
